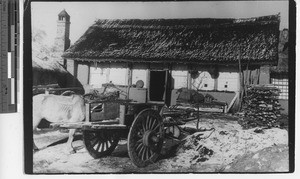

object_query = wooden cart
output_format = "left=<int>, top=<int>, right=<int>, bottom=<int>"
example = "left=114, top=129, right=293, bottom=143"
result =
left=51, top=96, right=193, bottom=167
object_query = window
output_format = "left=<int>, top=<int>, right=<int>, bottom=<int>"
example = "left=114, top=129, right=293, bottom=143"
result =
left=271, top=78, right=288, bottom=99
left=59, top=16, right=65, bottom=21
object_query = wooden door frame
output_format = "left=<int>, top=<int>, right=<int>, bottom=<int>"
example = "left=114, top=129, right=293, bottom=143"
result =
left=147, top=69, right=171, bottom=105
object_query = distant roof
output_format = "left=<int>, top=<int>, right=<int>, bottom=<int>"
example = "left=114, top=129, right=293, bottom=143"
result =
left=58, top=9, right=70, bottom=17
left=63, top=14, right=280, bottom=65
left=32, top=56, right=67, bottom=73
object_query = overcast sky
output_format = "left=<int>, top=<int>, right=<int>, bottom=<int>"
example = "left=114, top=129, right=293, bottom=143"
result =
left=31, top=1, right=289, bottom=46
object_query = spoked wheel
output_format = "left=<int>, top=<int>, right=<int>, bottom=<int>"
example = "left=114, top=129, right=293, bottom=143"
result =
left=128, top=109, right=164, bottom=167
left=83, top=130, right=119, bottom=159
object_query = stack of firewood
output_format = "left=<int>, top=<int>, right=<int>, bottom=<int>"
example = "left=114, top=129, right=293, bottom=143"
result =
left=239, top=85, right=282, bottom=129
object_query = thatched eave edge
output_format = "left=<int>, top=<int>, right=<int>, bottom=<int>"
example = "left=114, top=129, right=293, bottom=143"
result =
left=66, top=57, right=277, bottom=67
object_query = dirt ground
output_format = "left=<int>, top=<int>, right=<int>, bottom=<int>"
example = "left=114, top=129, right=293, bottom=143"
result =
left=33, top=114, right=289, bottom=173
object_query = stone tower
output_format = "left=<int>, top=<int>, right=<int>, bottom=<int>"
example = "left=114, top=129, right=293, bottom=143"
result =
left=54, top=9, right=71, bottom=66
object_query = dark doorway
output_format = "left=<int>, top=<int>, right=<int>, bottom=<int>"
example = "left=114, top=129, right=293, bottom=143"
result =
left=149, top=71, right=166, bottom=101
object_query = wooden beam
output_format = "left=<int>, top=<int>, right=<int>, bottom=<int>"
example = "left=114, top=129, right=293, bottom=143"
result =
left=214, top=77, right=218, bottom=91
left=87, top=62, right=90, bottom=85
left=106, top=67, right=110, bottom=83
left=187, top=71, right=192, bottom=89
left=187, top=65, right=192, bottom=89
left=127, top=63, right=133, bottom=86
left=126, top=63, right=132, bottom=99
left=146, top=63, right=151, bottom=102
left=85, top=103, right=90, bottom=122
left=225, top=92, right=239, bottom=113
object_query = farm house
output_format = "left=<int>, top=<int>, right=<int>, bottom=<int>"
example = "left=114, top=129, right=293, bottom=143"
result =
left=61, top=14, right=280, bottom=112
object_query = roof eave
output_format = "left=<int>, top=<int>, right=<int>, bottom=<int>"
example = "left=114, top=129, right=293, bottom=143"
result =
left=65, top=57, right=277, bottom=66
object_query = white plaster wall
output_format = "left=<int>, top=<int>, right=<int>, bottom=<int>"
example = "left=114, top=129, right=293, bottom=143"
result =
left=191, top=71, right=214, bottom=90
left=89, top=66, right=127, bottom=88
left=172, top=70, right=188, bottom=89
left=218, top=71, right=239, bottom=92
left=109, top=68, right=127, bottom=85
left=132, top=69, right=147, bottom=87
left=189, top=66, right=239, bottom=92
left=77, top=63, right=89, bottom=85
left=89, top=67, right=109, bottom=88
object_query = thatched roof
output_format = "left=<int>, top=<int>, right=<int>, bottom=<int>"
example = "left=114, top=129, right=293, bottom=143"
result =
left=63, top=14, right=280, bottom=65
left=32, top=56, right=84, bottom=90
left=32, top=56, right=67, bottom=73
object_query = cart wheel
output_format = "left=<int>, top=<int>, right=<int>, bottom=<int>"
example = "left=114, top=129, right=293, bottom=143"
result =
left=128, top=109, right=164, bottom=167
left=83, top=130, right=119, bottom=159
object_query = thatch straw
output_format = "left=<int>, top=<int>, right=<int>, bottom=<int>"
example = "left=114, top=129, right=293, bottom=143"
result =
left=32, top=56, right=67, bottom=73
left=63, top=14, right=280, bottom=65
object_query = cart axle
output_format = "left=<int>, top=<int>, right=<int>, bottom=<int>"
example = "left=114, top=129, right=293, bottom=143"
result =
left=142, top=130, right=160, bottom=147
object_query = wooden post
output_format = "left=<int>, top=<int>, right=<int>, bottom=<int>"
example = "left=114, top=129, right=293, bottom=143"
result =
left=106, top=67, right=110, bottom=83
left=244, top=60, right=250, bottom=96
left=127, top=63, right=132, bottom=100
left=85, top=103, right=90, bottom=122
left=238, top=48, right=244, bottom=111
left=119, top=105, right=126, bottom=125
left=214, top=77, right=218, bottom=91
left=196, top=104, right=200, bottom=129
left=187, top=71, right=192, bottom=89
left=213, top=65, right=218, bottom=91
left=87, top=62, right=90, bottom=85
left=163, top=69, right=169, bottom=103
left=146, top=63, right=151, bottom=102
left=226, top=92, right=239, bottom=113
